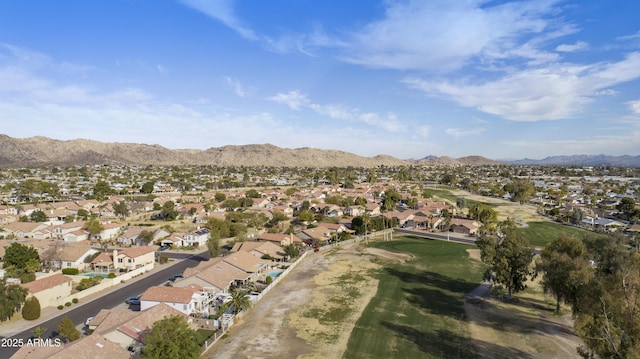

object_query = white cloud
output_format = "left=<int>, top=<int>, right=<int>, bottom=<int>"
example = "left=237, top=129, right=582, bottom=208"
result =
left=340, top=0, right=565, bottom=71
left=405, top=52, right=640, bottom=121
left=268, top=90, right=309, bottom=110
left=445, top=128, right=486, bottom=139
left=629, top=100, right=640, bottom=114
left=225, top=77, right=247, bottom=98
left=157, top=64, right=167, bottom=73
left=270, top=90, right=407, bottom=133
left=179, top=0, right=257, bottom=40
left=556, top=41, right=589, bottom=52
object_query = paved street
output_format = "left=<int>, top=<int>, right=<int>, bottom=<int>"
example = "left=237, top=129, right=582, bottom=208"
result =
left=0, top=250, right=209, bottom=359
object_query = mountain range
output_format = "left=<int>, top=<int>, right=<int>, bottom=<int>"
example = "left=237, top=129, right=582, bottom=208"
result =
left=0, top=135, right=637, bottom=167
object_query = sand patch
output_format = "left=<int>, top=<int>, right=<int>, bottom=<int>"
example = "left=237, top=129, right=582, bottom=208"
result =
left=365, top=247, right=414, bottom=263
left=467, top=248, right=481, bottom=262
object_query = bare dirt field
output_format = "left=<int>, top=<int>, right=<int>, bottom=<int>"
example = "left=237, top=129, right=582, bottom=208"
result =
left=450, top=189, right=550, bottom=223
left=202, top=242, right=384, bottom=359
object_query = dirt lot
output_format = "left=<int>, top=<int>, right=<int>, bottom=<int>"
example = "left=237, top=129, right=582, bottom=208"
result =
left=202, top=242, right=384, bottom=359
left=203, top=244, right=584, bottom=359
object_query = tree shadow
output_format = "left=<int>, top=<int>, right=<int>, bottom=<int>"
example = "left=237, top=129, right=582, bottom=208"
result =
left=468, top=298, right=576, bottom=338
left=381, top=321, right=532, bottom=359
left=403, top=286, right=465, bottom=319
left=384, top=268, right=478, bottom=295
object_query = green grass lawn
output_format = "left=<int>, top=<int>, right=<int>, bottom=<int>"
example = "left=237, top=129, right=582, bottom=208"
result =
left=519, top=221, right=605, bottom=248
left=343, top=236, right=484, bottom=359
left=425, top=187, right=497, bottom=209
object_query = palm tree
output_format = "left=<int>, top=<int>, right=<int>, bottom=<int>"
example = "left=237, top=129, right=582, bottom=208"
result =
left=32, top=326, right=46, bottom=339
left=227, top=289, right=251, bottom=314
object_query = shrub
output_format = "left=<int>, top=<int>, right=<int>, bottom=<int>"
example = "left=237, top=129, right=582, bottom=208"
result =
left=57, top=305, right=64, bottom=310
left=72, top=298, right=78, bottom=304
left=62, top=268, right=79, bottom=275
left=22, top=297, right=41, bottom=320
left=265, top=276, right=273, bottom=285
left=159, top=255, right=168, bottom=264
left=77, top=276, right=103, bottom=290
left=108, top=273, right=116, bottom=279
left=20, top=273, right=36, bottom=284
left=64, top=302, right=71, bottom=307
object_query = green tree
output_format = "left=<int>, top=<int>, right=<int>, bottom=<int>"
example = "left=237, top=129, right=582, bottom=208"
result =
left=77, top=208, right=89, bottom=220
left=141, top=181, right=155, bottom=194
left=29, top=210, right=47, bottom=222
left=535, top=234, right=592, bottom=313
left=143, top=315, right=202, bottom=359
left=283, top=244, right=300, bottom=259
left=574, top=251, right=640, bottom=359
left=477, top=220, right=534, bottom=299
left=0, top=278, right=28, bottom=322
left=86, top=218, right=104, bottom=240
left=32, top=326, right=47, bottom=339
left=214, top=192, right=227, bottom=202
left=503, top=179, right=535, bottom=204
left=160, top=201, right=179, bottom=221
left=22, top=296, right=41, bottom=320
left=57, top=316, right=81, bottom=342
left=227, top=289, right=251, bottom=314
left=139, top=230, right=155, bottom=245
left=207, top=232, right=221, bottom=258
left=245, top=189, right=261, bottom=198
left=4, top=242, right=40, bottom=270
left=113, top=200, right=129, bottom=220
left=616, top=197, right=637, bottom=220
left=298, top=210, right=314, bottom=223
left=92, top=180, right=112, bottom=200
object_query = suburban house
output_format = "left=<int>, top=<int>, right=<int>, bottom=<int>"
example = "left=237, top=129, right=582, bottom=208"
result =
left=221, top=250, right=267, bottom=278
left=100, top=222, right=123, bottom=240
left=345, top=205, right=366, bottom=217
left=11, top=333, right=130, bottom=359
left=42, top=243, right=98, bottom=271
left=140, top=285, right=211, bottom=317
left=160, top=232, right=187, bottom=248
left=449, top=218, right=481, bottom=235
left=231, top=241, right=286, bottom=261
left=179, top=258, right=252, bottom=295
left=116, top=226, right=147, bottom=246
left=183, top=227, right=210, bottom=248
left=256, top=232, right=303, bottom=246
left=2, top=222, right=53, bottom=239
left=20, top=273, right=73, bottom=308
left=92, top=247, right=155, bottom=273
left=91, top=303, right=190, bottom=353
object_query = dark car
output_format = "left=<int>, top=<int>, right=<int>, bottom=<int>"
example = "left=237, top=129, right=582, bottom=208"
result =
left=169, top=273, right=184, bottom=282
left=125, top=295, right=142, bottom=305
left=159, top=245, right=171, bottom=251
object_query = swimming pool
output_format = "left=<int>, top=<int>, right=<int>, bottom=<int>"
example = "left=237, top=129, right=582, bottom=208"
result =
left=267, top=271, right=282, bottom=278
left=83, top=273, right=109, bottom=278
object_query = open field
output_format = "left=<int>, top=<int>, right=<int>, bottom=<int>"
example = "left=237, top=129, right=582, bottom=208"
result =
left=519, top=221, right=607, bottom=247
left=205, top=236, right=582, bottom=358
left=344, top=237, right=484, bottom=358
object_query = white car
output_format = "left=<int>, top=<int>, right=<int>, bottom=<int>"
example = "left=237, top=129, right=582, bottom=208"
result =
left=85, top=316, right=95, bottom=326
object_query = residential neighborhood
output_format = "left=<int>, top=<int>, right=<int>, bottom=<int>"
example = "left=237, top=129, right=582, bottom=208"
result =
left=0, top=163, right=639, bottom=358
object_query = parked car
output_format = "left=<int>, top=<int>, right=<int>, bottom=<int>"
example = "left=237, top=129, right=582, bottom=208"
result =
left=159, top=245, right=171, bottom=251
left=85, top=316, right=95, bottom=326
left=125, top=295, right=142, bottom=305
left=169, top=273, right=184, bottom=282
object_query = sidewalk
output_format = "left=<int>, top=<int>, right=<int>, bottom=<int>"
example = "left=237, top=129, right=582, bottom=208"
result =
left=0, top=250, right=203, bottom=338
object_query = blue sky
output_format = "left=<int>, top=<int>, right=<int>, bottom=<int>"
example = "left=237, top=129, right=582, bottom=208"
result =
left=1, top=0, right=639, bottom=160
